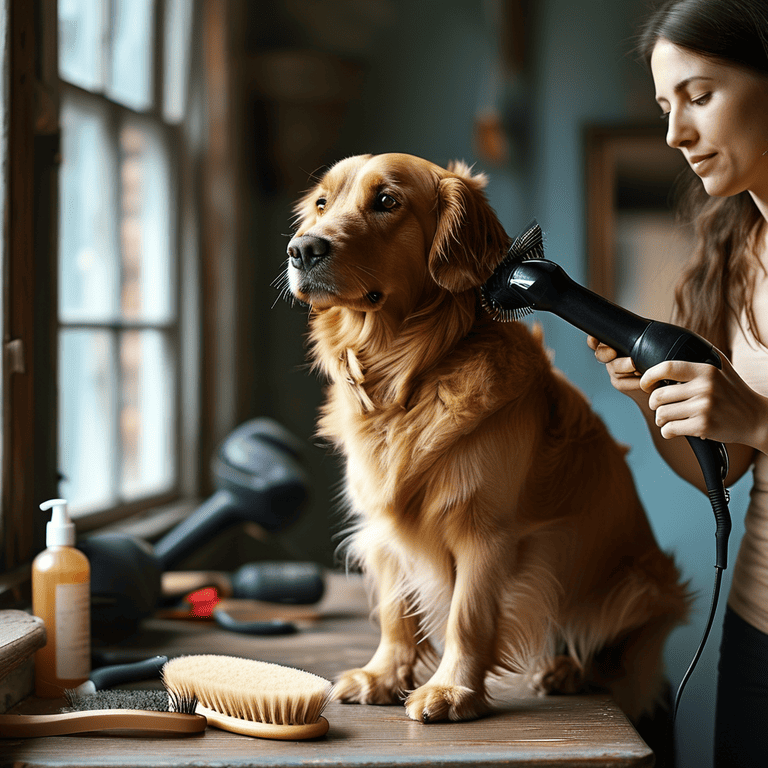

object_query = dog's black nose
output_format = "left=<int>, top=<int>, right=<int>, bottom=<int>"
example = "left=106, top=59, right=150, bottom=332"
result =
left=287, top=235, right=330, bottom=271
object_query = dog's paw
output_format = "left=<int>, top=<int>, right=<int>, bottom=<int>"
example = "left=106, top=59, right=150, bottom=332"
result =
left=404, top=683, right=487, bottom=723
left=333, top=667, right=411, bottom=705
left=531, top=655, right=585, bottom=695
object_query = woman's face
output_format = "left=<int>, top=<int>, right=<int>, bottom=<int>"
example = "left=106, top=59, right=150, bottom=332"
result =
left=651, top=39, right=768, bottom=200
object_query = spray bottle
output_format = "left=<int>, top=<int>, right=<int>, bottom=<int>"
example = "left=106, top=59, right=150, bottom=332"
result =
left=32, top=499, right=91, bottom=697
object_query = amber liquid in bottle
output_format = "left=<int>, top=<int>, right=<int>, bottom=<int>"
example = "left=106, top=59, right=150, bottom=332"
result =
left=32, top=543, right=90, bottom=697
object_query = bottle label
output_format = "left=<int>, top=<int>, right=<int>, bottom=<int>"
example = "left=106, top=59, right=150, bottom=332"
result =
left=55, top=581, right=90, bottom=679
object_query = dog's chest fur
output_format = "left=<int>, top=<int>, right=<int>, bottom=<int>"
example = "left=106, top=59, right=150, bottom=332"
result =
left=309, top=306, right=552, bottom=529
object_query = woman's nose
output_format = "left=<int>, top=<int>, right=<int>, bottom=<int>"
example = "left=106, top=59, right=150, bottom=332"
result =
left=666, top=110, right=695, bottom=149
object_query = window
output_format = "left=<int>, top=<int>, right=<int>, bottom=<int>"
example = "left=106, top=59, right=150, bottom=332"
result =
left=2, top=0, right=248, bottom=580
left=57, top=0, right=193, bottom=519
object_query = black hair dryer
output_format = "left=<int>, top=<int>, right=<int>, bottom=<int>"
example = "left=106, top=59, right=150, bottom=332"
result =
left=81, top=418, right=315, bottom=639
left=153, top=418, right=310, bottom=570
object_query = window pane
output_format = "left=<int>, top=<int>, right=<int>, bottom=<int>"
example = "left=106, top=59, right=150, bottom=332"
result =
left=163, top=0, right=193, bottom=122
left=108, top=0, right=154, bottom=111
left=59, top=94, right=120, bottom=323
left=60, top=330, right=118, bottom=515
left=120, top=118, right=174, bottom=322
left=58, top=0, right=106, bottom=90
left=119, top=330, right=174, bottom=500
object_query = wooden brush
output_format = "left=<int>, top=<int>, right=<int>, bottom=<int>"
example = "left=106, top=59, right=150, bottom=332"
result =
left=161, top=654, right=332, bottom=740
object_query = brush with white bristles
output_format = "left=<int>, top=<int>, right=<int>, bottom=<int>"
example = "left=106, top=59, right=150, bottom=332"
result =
left=161, top=655, right=333, bottom=740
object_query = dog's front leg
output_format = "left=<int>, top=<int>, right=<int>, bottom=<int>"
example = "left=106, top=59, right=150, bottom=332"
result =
left=334, top=551, right=422, bottom=705
left=404, top=547, right=497, bottom=722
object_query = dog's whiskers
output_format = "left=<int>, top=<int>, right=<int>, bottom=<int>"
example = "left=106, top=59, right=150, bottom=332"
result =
left=270, top=267, right=300, bottom=310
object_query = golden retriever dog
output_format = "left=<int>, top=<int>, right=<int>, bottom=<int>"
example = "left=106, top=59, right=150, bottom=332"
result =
left=285, top=153, right=689, bottom=724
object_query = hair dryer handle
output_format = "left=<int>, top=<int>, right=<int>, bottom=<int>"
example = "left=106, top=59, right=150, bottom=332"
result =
left=656, top=361, right=730, bottom=570
left=153, top=490, right=238, bottom=570
left=685, top=435, right=731, bottom=569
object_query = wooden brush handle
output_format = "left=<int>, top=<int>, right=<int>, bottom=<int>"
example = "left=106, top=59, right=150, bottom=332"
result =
left=0, top=710, right=207, bottom=737
left=195, top=703, right=329, bottom=740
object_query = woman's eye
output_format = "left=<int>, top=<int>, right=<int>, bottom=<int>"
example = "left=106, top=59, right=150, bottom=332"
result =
left=375, top=193, right=398, bottom=211
left=316, top=197, right=327, bottom=213
left=659, top=92, right=710, bottom=122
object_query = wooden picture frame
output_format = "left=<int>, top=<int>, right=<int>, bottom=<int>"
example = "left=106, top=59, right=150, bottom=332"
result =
left=584, top=123, right=693, bottom=319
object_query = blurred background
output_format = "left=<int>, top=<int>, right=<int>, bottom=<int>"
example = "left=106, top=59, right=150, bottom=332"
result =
left=17, top=1, right=752, bottom=765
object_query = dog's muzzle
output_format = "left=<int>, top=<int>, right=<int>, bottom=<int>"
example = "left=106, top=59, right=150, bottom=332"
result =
left=287, top=235, right=330, bottom=272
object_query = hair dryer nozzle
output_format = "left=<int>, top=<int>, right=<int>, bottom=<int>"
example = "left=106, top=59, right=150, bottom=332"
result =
left=481, top=221, right=545, bottom=321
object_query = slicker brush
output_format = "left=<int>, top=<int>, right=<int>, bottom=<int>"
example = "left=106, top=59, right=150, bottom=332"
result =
left=162, top=654, right=333, bottom=740
left=0, top=689, right=204, bottom=738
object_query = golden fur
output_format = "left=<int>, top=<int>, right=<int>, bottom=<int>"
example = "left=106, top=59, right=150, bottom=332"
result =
left=286, top=153, right=689, bottom=723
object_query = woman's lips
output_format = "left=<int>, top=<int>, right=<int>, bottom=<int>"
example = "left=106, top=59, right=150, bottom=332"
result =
left=689, top=153, right=717, bottom=172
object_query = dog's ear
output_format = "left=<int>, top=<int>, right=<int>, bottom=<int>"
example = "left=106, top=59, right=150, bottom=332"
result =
left=428, top=163, right=509, bottom=293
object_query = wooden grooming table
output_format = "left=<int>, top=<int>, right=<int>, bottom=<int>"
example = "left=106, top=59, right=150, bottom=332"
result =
left=0, top=573, right=654, bottom=767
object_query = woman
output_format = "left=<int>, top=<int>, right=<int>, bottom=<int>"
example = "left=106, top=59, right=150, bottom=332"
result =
left=588, top=0, right=768, bottom=764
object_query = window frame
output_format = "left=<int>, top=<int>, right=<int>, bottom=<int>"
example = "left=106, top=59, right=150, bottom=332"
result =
left=2, top=0, right=56, bottom=574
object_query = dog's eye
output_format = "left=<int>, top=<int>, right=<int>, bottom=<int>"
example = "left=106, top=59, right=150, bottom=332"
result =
left=316, top=198, right=327, bottom=213
left=374, top=193, right=398, bottom=212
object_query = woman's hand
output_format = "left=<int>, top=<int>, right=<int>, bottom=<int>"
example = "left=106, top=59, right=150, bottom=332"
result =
left=640, top=353, right=768, bottom=452
left=587, top=336, right=648, bottom=405
left=587, top=337, right=760, bottom=488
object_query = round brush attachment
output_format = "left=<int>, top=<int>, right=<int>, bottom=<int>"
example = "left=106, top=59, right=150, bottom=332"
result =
left=481, top=221, right=545, bottom=322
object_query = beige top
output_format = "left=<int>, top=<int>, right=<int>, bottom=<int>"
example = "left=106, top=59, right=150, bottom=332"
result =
left=727, top=266, right=768, bottom=634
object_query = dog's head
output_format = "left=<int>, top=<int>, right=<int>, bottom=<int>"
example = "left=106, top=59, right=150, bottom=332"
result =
left=286, top=153, right=509, bottom=317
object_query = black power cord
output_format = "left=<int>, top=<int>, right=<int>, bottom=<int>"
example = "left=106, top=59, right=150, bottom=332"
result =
left=672, top=478, right=731, bottom=723
left=673, top=565, right=724, bottom=722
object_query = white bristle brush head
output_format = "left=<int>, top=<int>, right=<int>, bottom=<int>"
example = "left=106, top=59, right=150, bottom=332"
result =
left=162, top=655, right=333, bottom=740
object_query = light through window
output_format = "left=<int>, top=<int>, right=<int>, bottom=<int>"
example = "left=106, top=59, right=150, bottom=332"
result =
left=58, top=0, right=191, bottom=517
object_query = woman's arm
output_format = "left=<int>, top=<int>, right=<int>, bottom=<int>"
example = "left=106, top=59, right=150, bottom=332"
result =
left=588, top=336, right=759, bottom=492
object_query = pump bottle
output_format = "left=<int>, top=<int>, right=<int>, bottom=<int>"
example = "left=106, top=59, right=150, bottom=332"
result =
left=32, top=498, right=91, bottom=697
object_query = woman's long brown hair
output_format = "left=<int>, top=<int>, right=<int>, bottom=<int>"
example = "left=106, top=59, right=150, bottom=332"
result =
left=671, top=175, right=765, bottom=354
left=637, top=0, right=768, bottom=352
